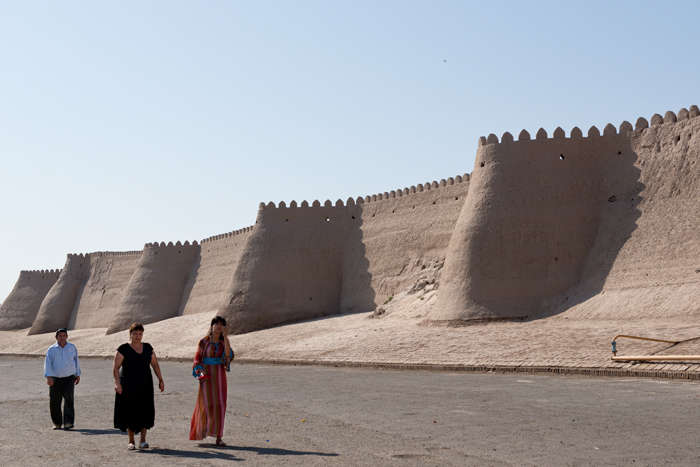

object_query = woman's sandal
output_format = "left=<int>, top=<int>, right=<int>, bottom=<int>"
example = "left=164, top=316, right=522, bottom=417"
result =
left=127, top=443, right=136, bottom=451
left=215, top=438, right=226, bottom=446
left=139, top=442, right=149, bottom=449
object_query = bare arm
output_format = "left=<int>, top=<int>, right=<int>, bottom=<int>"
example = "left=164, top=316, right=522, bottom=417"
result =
left=193, top=339, right=205, bottom=378
left=223, top=334, right=232, bottom=365
left=113, top=351, right=124, bottom=394
left=151, top=351, right=165, bottom=392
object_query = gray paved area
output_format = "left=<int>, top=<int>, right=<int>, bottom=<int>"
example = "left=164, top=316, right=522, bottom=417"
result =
left=1, top=356, right=699, bottom=466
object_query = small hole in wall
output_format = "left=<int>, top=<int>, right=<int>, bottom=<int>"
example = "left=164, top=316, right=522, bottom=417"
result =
left=372, top=214, right=375, bottom=217
left=285, top=219, right=289, bottom=222
left=677, top=135, right=681, bottom=142
left=559, top=154, right=564, bottom=160
left=554, top=258, right=558, bottom=261
left=618, top=151, right=622, bottom=155
left=412, top=206, right=415, bottom=209
left=325, top=217, right=330, bottom=222
left=455, top=196, right=459, bottom=200
left=480, top=162, right=485, bottom=167
left=178, top=251, right=181, bottom=253
left=392, top=209, right=395, bottom=213
left=154, top=252, right=157, bottom=255
left=309, top=297, right=313, bottom=301
left=432, top=201, right=436, bottom=205
left=351, top=215, right=356, bottom=219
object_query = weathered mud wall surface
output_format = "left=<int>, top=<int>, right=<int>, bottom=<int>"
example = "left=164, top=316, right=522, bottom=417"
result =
left=434, top=106, right=700, bottom=323
left=547, top=108, right=700, bottom=320
left=106, top=242, right=200, bottom=334
left=435, top=126, right=632, bottom=321
left=179, top=228, right=253, bottom=316
left=67, top=251, right=142, bottom=330
left=225, top=175, right=469, bottom=334
left=225, top=202, right=351, bottom=334
left=29, top=255, right=88, bottom=334
left=355, top=177, right=469, bottom=307
left=0, top=270, right=60, bottom=330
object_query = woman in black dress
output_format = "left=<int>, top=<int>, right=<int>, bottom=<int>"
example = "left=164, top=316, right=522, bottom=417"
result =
left=112, top=323, right=165, bottom=450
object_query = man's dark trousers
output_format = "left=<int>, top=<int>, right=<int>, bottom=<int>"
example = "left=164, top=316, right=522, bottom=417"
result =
left=49, top=375, right=75, bottom=427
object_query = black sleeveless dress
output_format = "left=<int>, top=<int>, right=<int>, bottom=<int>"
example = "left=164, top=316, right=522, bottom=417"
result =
left=114, top=343, right=155, bottom=432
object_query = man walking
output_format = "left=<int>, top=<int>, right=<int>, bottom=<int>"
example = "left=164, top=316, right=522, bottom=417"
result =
left=44, top=328, right=81, bottom=430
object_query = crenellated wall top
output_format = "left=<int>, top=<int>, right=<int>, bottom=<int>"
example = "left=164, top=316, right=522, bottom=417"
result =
left=200, top=226, right=255, bottom=244
left=85, top=250, right=143, bottom=257
left=143, top=240, right=200, bottom=248
left=19, top=269, right=61, bottom=275
left=478, top=105, right=700, bottom=147
left=258, top=172, right=472, bottom=210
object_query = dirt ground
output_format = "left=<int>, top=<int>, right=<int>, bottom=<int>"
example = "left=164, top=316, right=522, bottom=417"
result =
left=1, top=356, right=699, bottom=466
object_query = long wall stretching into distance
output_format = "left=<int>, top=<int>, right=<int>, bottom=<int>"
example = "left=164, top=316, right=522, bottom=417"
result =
left=1, top=173, right=468, bottom=334
left=2, top=105, right=700, bottom=335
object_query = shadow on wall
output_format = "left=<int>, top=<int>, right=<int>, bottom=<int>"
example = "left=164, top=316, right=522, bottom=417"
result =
left=538, top=139, right=643, bottom=318
left=340, top=204, right=375, bottom=315
left=178, top=255, right=200, bottom=315
left=224, top=201, right=375, bottom=334
left=433, top=127, right=643, bottom=322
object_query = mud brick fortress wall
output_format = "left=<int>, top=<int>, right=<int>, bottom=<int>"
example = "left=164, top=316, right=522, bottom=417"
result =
left=0, top=269, right=61, bottom=330
left=225, top=178, right=469, bottom=333
left=436, top=106, right=700, bottom=322
left=3, top=105, right=700, bottom=334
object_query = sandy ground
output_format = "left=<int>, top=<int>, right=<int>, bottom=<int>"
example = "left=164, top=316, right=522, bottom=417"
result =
left=3, top=305, right=700, bottom=377
left=2, top=356, right=700, bottom=466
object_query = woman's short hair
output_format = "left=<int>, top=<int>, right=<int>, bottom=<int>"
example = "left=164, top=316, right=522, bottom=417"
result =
left=129, top=323, right=144, bottom=334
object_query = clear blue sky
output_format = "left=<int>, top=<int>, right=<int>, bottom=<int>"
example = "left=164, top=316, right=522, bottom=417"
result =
left=1, top=1, right=699, bottom=303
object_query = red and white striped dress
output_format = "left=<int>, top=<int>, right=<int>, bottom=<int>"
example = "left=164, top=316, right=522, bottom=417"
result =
left=189, top=336, right=228, bottom=440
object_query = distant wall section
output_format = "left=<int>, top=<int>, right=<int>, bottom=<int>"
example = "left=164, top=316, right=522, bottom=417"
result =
left=29, top=255, right=89, bottom=335
left=224, top=175, right=470, bottom=334
left=179, top=228, right=254, bottom=316
left=106, top=241, right=200, bottom=334
left=225, top=202, right=350, bottom=334
left=68, top=251, right=143, bottom=329
left=352, top=176, right=469, bottom=307
left=0, top=269, right=61, bottom=330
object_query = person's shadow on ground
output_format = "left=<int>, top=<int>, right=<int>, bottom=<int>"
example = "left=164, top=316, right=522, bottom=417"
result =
left=133, top=444, right=339, bottom=461
left=137, top=448, right=242, bottom=461
left=72, top=428, right=120, bottom=435
left=198, top=443, right=339, bottom=457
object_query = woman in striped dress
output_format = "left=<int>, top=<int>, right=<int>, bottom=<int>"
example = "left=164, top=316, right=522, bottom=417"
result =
left=190, top=316, right=233, bottom=445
